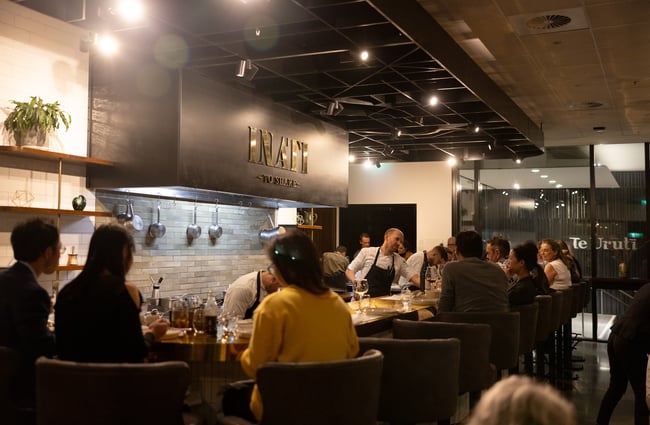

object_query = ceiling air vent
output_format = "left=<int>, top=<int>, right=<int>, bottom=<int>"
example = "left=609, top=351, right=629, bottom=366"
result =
left=508, top=7, right=589, bottom=35
left=526, top=15, right=571, bottom=31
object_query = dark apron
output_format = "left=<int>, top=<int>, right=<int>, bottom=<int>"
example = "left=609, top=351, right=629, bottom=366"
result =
left=365, top=248, right=395, bottom=297
left=243, top=271, right=262, bottom=319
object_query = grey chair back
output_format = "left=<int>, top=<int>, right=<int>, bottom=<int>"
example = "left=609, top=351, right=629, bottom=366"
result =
left=435, top=311, right=520, bottom=371
left=558, top=287, right=574, bottom=325
left=36, top=357, right=190, bottom=425
left=359, top=337, right=460, bottom=424
left=510, top=302, right=539, bottom=355
left=393, top=319, right=494, bottom=394
left=534, top=295, right=553, bottom=343
left=255, top=349, right=383, bottom=425
left=0, top=346, right=20, bottom=425
left=570, top=282, right=586, bottom=318
left=549, top=291, right=564, bottom=331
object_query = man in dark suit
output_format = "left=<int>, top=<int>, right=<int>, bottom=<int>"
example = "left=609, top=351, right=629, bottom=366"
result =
left=0, top=218, right=60, bottom=418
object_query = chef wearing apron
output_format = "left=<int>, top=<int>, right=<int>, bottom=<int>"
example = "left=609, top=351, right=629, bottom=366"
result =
left=346, top=228, right=420, bottom=297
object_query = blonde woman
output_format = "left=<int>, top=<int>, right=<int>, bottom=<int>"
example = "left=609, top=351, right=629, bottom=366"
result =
left=467, top=375, right=576, bottom=425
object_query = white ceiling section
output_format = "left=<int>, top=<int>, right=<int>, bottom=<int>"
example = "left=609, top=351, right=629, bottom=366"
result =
left=418, top=0, right=650, bottom=147
left=461, top=166, right=619, bottom=190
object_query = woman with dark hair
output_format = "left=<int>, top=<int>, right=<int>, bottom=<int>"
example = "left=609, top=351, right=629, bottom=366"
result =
left=432, top=245, right=449, bottom=266
left=238, top=229, right=359, bottom=422
left=540, top=239, right=572, bottom=290
left=398, top=239, right=414, bottom=261
left=507, top=242, right=551, bottom=306
left=55, top=224, right=168, bottom=362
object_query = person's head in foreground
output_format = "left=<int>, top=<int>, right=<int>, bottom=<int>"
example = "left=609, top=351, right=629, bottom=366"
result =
left=466, top=375, right=577, bottom=425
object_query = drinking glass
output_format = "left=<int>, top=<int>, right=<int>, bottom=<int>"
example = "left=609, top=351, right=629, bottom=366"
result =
left=192, top=308, right=205, bottom=334
left=171, top=299, right=189, bottom=329
left=360, top=294, right=371, bottom=314
left=400, top=287, right=412, bottom=311
left=219, top=312, right=239, bottom=342
left=353, top=279, right=369, bottom=312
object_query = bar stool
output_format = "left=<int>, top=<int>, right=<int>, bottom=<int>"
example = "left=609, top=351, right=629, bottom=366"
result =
left=545, top=290, right=564, bottom=385
left=530, top=295, right=552, bottom=378
left=509, top=302, right=538, bottom=375
left=359, top=337, right=460, bottom=425
left=392, top=319, right=495, bottom=406
left=436, top=311, right=520, bottom=379
left=557, top=286, right=575, bottom=389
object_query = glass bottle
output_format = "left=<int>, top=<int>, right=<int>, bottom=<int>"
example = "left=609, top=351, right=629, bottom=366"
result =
left=204, top=290, right=219, bottom=336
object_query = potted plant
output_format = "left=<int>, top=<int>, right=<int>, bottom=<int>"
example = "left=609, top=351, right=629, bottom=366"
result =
left=3, top=96, right=71, bottom=146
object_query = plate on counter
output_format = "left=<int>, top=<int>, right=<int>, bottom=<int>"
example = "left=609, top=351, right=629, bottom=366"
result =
left=161, top=328, right=185, bottom=340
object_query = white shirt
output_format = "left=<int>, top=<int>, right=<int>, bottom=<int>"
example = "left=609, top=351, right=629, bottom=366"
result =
left=398, top=251, right=425, bottom=288
left=348, top=247, right=416, bottom=284
left=547, top=259, right=571, bottom=290
left=222, top=271, right=269, bottom=317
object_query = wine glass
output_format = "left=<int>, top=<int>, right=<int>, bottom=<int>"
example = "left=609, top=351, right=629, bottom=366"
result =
left=353, top=279, right=369, bottom=312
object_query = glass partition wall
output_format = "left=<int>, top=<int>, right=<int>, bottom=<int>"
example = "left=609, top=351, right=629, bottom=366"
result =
left=457, top=143, right=649, bottom=341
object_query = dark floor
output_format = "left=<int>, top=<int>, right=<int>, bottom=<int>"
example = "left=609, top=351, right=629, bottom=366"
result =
left=559, top=340, right=635, bottom=425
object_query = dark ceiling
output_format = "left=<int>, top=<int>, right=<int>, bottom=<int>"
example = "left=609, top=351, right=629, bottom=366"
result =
left=16, top=0, right=546, bottom=163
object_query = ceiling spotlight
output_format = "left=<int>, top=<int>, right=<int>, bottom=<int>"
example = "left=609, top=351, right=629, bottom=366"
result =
left=473, top=125, right=480, bottom=133
left=396, top=129, right=402, bottom=137
left=95, top=33, right=119, bottom=55
left=360, top=50, right=369, bottom=61
left=515, top=158, right=522, bottom=164
left=114, top=0, right=145, bottom=23
left=325, top=101, right=344, bottom=116
left=531, top=169, right=540, bottom=173
left=447, top=157, right=457, bottom=166
left=428, top=96, right=438, bottom=106
left=348, top=154, right=356, bottom=162
left=364, top=158, right=372, bottom=168
left=235, top=59, right=259, bottom=80
left=375, top=159, right=381, bottom=168
left=513, top=183, right=520, bottom=190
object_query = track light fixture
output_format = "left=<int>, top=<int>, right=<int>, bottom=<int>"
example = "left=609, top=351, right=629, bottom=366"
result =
left=236, top=59, right=259, bottom=81
left=325, top=101, right=344, bottom=116
left=375, top=159, right=381, bottom=168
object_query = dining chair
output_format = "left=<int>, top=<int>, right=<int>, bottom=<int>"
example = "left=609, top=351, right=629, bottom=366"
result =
left=546, top=290, right=565, bottom=385
left=36, top=357, right=192, bottom=425
left=392, top=319, right=495, bottom=405
left=358, top=337, right=460, bottom=425
left=509, top=302, right=539, bottom=374
left=435, top=311, right=520, bottom=378
left=218, top=349, right=384, bottom=425
left=0, top=346, right=20, bottom=425
left=557, top=286, right=576, bottom=388
left=530, top=295, right=553, bottom=378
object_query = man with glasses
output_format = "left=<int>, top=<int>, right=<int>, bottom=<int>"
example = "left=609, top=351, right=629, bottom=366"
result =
left=0, top=218, right=60, bottom=418
left=222, top=267, right=286, bottom=319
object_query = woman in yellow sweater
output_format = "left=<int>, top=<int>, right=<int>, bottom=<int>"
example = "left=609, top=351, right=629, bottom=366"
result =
left=239, top=229, right=360, bottom=422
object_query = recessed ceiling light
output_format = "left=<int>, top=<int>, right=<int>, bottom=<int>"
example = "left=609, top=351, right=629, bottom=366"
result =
left=540, top=175, right=548, bottom=179
left=360, top=50, right=369, bottom=61
left=549, top=180, right=556, bottom=184
left=513, top=183, right=520, bottom=189
left=447, top=157, right=457, bottom=166
left=429, top=96, right=438, bottom=106
left=556, top=184, right=563, bottom=188
left=348, top=154, right=355, bottom=162
left=531, top=169, right=540, bottom=173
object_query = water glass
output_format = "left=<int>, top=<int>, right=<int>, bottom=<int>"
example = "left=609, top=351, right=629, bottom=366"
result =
left=192, top=308, right=205, bottom=334
left=353, top=279, right=369, bottom=312
left=360, top=294, right=371, bottom=314
left=400, top=287, right=412, bottom=312
left=219, top=312, right=239, bottom=341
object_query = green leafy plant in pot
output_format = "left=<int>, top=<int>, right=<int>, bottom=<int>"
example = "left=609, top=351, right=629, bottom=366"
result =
left=3, top=96, right=71, bottom=147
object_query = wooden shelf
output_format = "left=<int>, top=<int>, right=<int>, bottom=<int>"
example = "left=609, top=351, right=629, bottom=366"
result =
left=56, top=265, right=83, bottom=271
left=0, top=206, right=113, bottom=217
left=298, top=224, right=323, bottom=230
left=0, top=146, right=113, bottom=166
